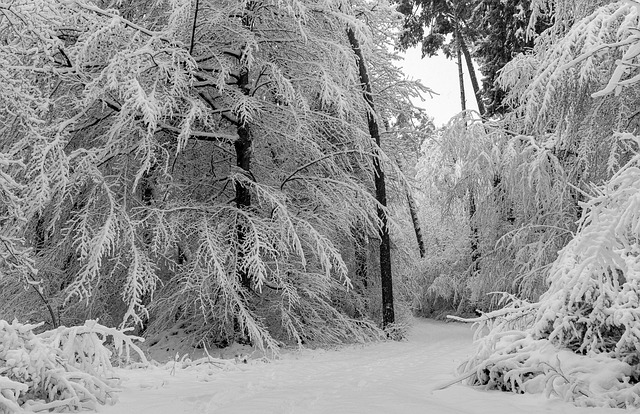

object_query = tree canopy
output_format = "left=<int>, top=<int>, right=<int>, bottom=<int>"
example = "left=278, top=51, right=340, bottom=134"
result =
left=0, top=0, right=423, bottom=350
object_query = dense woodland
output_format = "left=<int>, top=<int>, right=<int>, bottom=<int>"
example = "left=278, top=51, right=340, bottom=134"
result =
left=2, top=0, right=640, bottom=411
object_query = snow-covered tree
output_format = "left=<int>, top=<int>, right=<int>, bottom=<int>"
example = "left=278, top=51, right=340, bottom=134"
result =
left=0, top=0, right=422, bottom=350
left=456, top=1, right=640, bottom=407
left=470, top=0, right=550, bottom=116
left=0, top=319, right=145, bottom=412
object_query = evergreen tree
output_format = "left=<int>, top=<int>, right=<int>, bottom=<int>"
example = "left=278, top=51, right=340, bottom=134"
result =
left=470, top=0, right=549, bottom=116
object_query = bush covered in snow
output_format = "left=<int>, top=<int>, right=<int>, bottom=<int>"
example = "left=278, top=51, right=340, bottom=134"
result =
left=0, top=319, right=146, bottom=413
left=456, top=147, right=640, bottom=408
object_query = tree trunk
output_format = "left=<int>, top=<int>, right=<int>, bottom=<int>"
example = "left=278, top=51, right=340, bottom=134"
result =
left=455, top=28, right=485, bottom=116
left=235, top=69, right=253, bottom=290
left=386, top=116, right=426, bottom=261
left=456, top=32, right=481, bottom=272
left=407, top=191, right=426, bottom=258
left=346, top=27, right=395, bottom=328
left=135, top=164, right=157, bottom=335
left=469, top=188, right=480, bottom=272
left=457, top=35, right=466, bottom=112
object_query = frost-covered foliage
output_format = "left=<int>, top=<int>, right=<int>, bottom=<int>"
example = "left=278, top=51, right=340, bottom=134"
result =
left=497, top=0, right=640, bottom=198
left=0, top=0, right=421, bottom=350
left=0, top=319, right=146, bottom=413
left=503, top=2, right=640, bottom=135
left=417, top=1, right=640, bottom=317
left=455, top=0, right=640, bottom=399
left=531, top=141, right=640, bottom=358
left=458, top=145, right=640, bottom=407
left=412, top=112, right=575, bottom=315
left=411, top=122, right=481, bottom=315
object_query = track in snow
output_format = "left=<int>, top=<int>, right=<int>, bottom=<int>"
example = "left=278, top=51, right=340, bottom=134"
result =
left=98, top=319, right=620, bottom=414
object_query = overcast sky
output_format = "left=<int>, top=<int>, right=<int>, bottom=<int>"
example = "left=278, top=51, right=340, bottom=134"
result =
left=399, top=46, right=480, bottom=127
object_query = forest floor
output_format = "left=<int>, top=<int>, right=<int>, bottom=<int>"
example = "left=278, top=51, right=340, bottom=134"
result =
left=96, top=319, right=620, bottom=414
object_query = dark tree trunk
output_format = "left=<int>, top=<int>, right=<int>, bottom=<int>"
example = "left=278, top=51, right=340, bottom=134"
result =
left=456, top=33, right=481, bottom=272
left=135, top=165, right=158, bottom=335
left=346, top=28, right=395, bottom=328
left=235, top=69, right=253, bottom=290
left=407, top=191, right=426, bottom=258
left=457, top=36, right=466, bottom=112
left=385, top=117, right=426, bottom=261
left=455, top=28, right=485, bottom=116
left=468, top=188, right=480, bottom=272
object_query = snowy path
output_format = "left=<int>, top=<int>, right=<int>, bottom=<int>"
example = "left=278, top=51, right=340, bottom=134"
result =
left=99, top=319, right=620, bottom=414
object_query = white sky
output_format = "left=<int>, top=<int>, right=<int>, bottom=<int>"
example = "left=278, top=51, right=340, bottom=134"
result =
left=399, top=46, right=480, bottom=127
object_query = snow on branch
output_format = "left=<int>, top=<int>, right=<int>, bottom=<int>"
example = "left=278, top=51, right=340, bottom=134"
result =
left=500, top=2, right=640, bottom=128
left=0, top=319, right=146, bottom=413
left=63, top=0, right=171, bottom=42
left=456, top=136, right=640, bottom=407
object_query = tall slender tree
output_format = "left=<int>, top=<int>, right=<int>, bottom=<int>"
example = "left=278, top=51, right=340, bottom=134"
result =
left=347, top=27, right=395, bottom=328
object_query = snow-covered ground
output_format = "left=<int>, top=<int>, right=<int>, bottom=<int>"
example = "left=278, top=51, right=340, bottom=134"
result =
left=97, top=319, right=621, bottom=414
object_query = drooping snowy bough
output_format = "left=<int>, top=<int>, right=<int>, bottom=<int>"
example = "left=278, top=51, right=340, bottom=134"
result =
left=450, top=0, right=640, bottom=408
left=0, top=319, right=146, bottom=413
left=456, top=142, right=640, bottom=408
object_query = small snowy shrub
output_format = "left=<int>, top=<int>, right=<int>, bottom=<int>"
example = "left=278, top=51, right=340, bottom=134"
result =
left=0, top=319, right=147, bottom=413
left=457, top=145, right=640, bottom=408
